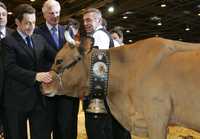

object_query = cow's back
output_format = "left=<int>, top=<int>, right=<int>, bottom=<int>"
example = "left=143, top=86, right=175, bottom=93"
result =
left=151, top=49, right=200, bottom=130
left=106, top=37, right=200, bottom=134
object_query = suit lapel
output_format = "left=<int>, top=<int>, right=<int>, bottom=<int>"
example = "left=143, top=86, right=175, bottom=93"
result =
left=31, top=35, right=39, bottom=64
left=0, top=28, right=12, bottom=54
left=13, top=31, right=35, bottom=60
left=42, top=24, right=58, bottom=50
left=58, top=25, right=65, bottom=49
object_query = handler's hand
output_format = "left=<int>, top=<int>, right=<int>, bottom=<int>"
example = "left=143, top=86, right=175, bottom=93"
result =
left=36, top=72, right=52, bottom=83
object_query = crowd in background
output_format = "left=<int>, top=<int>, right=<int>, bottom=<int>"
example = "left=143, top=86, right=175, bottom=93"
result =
left=0, top=0, right=130, bottom=139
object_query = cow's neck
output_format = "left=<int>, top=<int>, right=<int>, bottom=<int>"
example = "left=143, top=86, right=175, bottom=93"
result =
left=76, top=51, right=92, bottom=98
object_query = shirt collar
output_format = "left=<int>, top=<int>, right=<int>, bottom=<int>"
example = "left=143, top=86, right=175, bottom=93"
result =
left=46, top=22, right=58, bottom=32
left=87, top=25, right=103, bottom=36
left=0, top=27, right=6, bottom=38
left=95, top=25, right=103, bottom=31
left=17, top=28, right=29, bottom=42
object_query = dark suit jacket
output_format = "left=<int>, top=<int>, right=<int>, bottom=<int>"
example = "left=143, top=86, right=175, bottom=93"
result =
left=2, top=31, right=55, bottom=111
left=35, top=24, right=66, bottom=70
left=0, top=28, right=13, bottom=104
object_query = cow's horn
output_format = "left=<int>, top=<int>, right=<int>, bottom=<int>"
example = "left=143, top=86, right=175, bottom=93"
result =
left=64, top=30, right=76, bottom=47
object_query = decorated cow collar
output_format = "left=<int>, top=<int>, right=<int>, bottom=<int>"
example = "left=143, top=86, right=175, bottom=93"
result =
left=89, top=49, right=110, bottom=100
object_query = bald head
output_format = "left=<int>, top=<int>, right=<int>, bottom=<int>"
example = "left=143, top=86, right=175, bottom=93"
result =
left=42, top=0, right=61, bottom=26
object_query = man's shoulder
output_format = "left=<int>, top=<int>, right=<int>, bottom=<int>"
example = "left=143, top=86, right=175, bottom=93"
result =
left=93, top=29, right=109, bottom=39
left=6, top=27, right=14, bottom=34
left=35, top=23, right=48, bottom=33
left=32, top=33, right=46, bottom=42
left=2, top=31, right=19, bottom=48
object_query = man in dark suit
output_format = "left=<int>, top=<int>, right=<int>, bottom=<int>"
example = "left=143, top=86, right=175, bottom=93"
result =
left=0, top=1, right=13, bottom=135
left=35, top=0, right=79, bottom=139
left=2, top=4, right=55, bottom=139
left=0, top=1, right=13, bottom=105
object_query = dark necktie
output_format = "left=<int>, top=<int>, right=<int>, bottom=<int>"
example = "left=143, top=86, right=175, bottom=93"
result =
left=26, top=36, right=33, bottom=48
left=51, top=27, right=59, bottom=48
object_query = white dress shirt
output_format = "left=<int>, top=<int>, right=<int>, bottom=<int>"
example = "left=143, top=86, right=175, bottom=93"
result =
left=0, top=27, right=6, bottom=39
left=46, top=22, right=59, bottom=36
left=17, top=29, right=28, bottom=43
left=92, top=25, right=110, bottom=50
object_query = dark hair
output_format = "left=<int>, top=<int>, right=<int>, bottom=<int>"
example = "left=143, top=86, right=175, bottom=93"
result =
left=14, top=4, right=36, bottom=21
left=67, top=18, right=80, bottom=30
left=110, top=28, right=123, bottom=39
left=0, top=2, right=7, bottom=11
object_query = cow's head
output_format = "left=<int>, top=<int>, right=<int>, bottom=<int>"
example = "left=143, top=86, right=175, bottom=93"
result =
left=41, top=36, right=94, bottom=97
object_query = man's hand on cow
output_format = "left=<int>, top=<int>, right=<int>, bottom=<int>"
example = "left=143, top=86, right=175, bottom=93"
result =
left=36, top=72, right=52, bottom=83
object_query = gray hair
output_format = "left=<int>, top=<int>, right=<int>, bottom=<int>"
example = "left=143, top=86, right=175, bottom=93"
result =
left=83, top=8, right=102, bottom=20
left=0, top=2, right=7, bottom=11
left=42, top=0, right=61, bottom=13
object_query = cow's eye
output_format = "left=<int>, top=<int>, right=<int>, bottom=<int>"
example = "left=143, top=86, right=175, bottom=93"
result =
left=56, top=59, right=63, bottom=65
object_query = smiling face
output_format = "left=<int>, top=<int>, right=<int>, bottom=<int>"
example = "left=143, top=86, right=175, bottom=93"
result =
left=42, top=0, right=61, bottom=26
left=83, top=11, right=102, bottom=34
left=43, top=6, right=60, bottom=26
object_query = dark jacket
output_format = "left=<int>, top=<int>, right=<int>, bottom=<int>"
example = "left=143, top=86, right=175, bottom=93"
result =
left=0, top=28, right=13, bottom=104
left=35, top=24, right=66, bottom=71
left=2, top=31, right=55, bottom=111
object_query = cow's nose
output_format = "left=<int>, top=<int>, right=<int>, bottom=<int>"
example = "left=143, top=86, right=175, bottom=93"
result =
left=40, top=84, right=49, bottom=95
left=40, top=84, right=57, bottom=97
left=45, top=93, right=56, bottom=97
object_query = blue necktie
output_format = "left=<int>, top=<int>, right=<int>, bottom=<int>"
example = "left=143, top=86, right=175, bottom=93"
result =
left=51, top=27, right=59, bottom=48
left=26, top=36, right=33, bottom=48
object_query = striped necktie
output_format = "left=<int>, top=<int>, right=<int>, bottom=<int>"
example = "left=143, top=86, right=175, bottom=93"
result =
left=26, top=36, right=33, bottom=48
left=51, top=27, right=60, bottom=48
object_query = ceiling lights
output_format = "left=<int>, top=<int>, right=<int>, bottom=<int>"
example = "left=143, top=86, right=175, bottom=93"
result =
left=157, top=22, right=162, bottom=26
left=122, top=16, right=128, bottom=19
left=8, top=12, right=13, bottom=15
left=128, top=40, right=133, bottom=43
left=161, top=4, right=166, bottom=8
left=185, top=27, right=190, bottom=31
left=108, top=6, right=114, bottom=13
left=150, top=16, right=161, bottom=21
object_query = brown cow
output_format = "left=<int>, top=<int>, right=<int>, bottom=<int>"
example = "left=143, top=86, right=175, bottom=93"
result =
left=41, top=37, right=200, bottom=139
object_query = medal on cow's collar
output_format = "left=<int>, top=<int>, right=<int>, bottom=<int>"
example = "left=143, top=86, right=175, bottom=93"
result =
left=93, top=61, right=108, bottom=79
left=87, top=49, right=110, bottom=114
